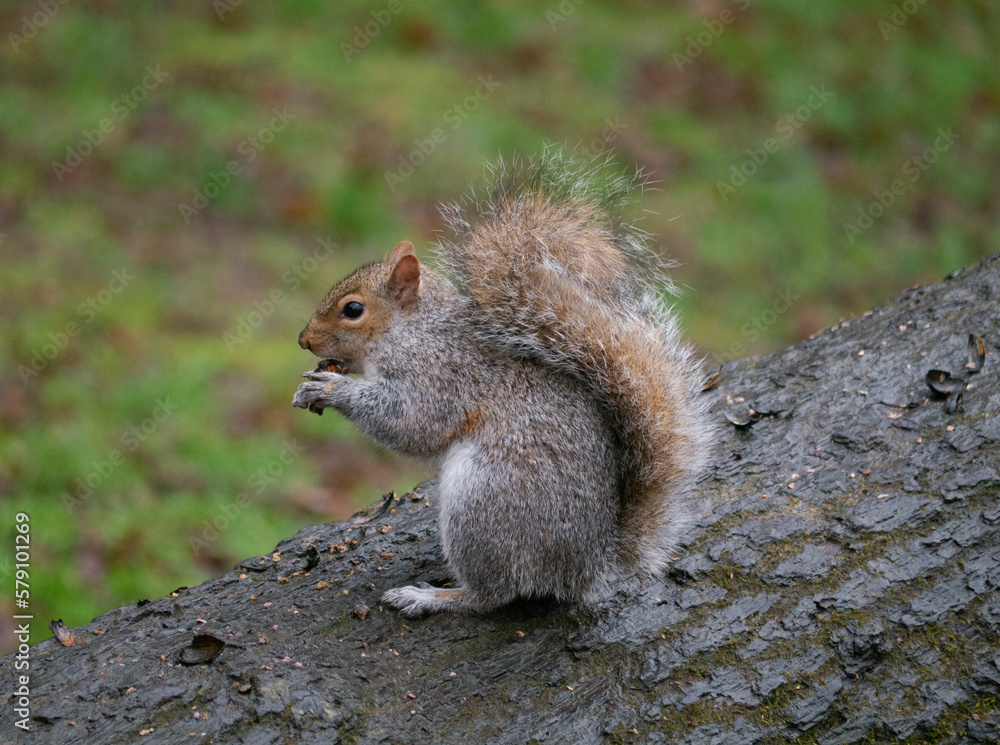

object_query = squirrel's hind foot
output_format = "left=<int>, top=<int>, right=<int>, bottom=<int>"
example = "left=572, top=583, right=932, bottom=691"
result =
left=381, top=583, right=500, bottom=616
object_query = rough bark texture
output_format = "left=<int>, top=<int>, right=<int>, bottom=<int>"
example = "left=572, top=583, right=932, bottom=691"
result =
left=4, top=254, right=1000, bottom=745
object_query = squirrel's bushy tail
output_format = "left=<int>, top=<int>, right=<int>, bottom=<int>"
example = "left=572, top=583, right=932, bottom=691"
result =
left=436, top=153, right=713, bottom=574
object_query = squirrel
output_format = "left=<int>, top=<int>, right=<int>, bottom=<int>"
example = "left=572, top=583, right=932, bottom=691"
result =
left=292, top=155, right=713, bottom=616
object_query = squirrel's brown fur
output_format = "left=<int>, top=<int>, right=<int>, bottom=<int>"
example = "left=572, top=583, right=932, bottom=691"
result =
left=437, top=186, right=710, bottom=573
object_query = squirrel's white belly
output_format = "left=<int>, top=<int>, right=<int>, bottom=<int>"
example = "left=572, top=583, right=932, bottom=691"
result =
left=437, top=441, right=479, bottom=567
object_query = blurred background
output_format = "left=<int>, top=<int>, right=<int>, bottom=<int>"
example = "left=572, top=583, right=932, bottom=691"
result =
left=1, top=1, right=997, bottom=652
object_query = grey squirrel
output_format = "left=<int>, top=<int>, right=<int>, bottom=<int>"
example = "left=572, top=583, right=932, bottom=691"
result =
left=292, top=155, right=713, bottom=616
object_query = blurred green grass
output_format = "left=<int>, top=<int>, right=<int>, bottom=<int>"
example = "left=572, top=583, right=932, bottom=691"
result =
left=1, top=0, right=997, bottom=650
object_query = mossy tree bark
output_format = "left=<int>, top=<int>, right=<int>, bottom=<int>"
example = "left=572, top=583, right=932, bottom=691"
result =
left=4, top=255, right=999, bottom=745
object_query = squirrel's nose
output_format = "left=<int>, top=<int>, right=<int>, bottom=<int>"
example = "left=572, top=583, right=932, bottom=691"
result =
left=298, top=331, right=312, bottom=351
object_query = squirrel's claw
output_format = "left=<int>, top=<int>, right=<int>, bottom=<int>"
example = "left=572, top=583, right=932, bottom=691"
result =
left=301, top=370, right=340, bottom=381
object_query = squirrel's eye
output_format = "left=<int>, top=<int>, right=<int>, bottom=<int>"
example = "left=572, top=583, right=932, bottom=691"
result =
left=342, top=301, right=365, bottom=319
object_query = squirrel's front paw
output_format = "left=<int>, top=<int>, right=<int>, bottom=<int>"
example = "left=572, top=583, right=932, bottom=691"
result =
left=291, top=371, right=345, bottom=415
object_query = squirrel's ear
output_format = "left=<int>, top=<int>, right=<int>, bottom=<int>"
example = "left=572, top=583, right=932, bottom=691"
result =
left=389, top=240, right=415, bottom=262
left=388, top=250, right=421, bottom=310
